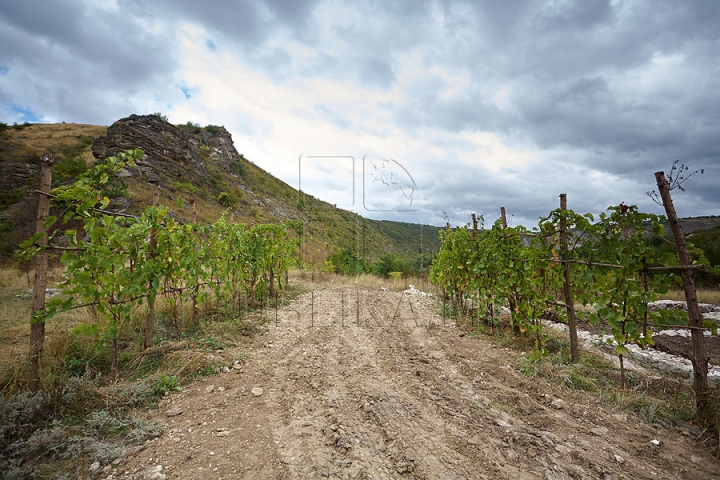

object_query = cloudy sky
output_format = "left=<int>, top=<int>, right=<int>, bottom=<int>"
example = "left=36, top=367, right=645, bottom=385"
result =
left=1, top=0, right=718, bottom=228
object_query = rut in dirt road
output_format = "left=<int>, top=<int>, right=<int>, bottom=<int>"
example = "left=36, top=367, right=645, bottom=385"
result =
left=119, top=288, right=720, bottom=480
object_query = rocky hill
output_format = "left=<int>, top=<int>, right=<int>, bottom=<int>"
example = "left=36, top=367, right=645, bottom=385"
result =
left=1, top=115, right=718, bottom=266
left=0, top=115, right=441, bottom=268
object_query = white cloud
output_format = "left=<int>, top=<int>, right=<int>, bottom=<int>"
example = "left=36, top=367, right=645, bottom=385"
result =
left=1, top=0, right=718, bottom=227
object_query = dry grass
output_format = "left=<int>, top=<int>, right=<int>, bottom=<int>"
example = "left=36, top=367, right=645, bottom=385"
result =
left=0, top=275, right=97, bottom=376
left=126, top=178, right=236, bottom=225
left=0, top=270, right=98, bottom=395
left=14, top=123, right=105, bottom=152
left=659, top=288, right=720, bottom=306
left=287, top=270, right=436, bottom=294
left=3, top=123, right=105, bottom=164
left=0, top=267, right=29, bottom=290
left=0, top=268, right=36, bottom=363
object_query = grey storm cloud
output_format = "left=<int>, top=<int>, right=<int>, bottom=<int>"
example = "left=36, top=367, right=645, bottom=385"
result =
left=1, top=0, right=718, bottom=225
left=0, top=0, right=178, bottom=123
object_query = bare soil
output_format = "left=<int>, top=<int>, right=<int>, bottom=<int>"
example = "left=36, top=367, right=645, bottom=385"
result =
left=114, top=288, right=720, bottom=479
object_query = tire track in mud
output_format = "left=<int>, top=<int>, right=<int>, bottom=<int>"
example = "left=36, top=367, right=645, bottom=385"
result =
left=119, top=288, right=720, bottom=480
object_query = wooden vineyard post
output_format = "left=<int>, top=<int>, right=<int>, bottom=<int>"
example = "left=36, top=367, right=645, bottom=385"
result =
left=654, top=171, right=708, bottom=416
left=188, top=197, right=201, bottom=326
left=559, top=194, right=580, bottom=363
left=143, top=182, right=160, bottom=350
left=28, top=153, right=53, bottom=392
left=501, top=207, right=519, bottom=334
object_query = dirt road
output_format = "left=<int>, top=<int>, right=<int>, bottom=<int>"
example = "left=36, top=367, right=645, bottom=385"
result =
left=116, top=288, right=720, bottom=479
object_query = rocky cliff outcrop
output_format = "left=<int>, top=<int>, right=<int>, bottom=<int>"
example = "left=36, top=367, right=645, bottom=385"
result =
left=0, top=162, right=39, bottom=191
left=92, top=114, right=215, bottom=185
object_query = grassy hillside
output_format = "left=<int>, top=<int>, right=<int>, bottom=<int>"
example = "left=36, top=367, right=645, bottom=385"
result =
left=0, top=120, right=441, bottom=268
left=0, top=122, right=106, bottom=164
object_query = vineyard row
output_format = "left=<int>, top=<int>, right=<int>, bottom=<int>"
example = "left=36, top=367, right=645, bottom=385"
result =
left=429, top=187, right=718, bottom=418
left=24, top=149, right=299, bottom=389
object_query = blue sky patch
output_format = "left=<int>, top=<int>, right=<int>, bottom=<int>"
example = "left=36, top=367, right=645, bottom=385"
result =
left=6, top=104, right=42, bottom=123
left=206, top=39, right=217, bottom=52
left=179, top=85, right=195, bottom=99
left=0, top=66, right=8, bottom=75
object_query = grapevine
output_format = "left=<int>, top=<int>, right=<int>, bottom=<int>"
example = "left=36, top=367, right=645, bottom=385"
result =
left=21, top=149, right=299, bottom=372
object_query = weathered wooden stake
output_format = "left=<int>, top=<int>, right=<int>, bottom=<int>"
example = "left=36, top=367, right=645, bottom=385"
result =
left=501, top=207, right=520, bottom=334
left=144, top=182, right=160, bottom=350
left=559, top=194, right=580, bottom=363
left=28, top=153, right=53, bottom=392
left=654, top=171, right=708, bottom=416
left=188, top=198, right=200, bottom=325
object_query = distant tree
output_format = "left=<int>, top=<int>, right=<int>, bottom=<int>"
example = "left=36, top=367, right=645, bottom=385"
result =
left=53, top=156, right=89, bottom=186
left=373, top=253, right=400, bottom=278
left=328, top=248, right=365, bottom=275
left=688, top=226, right=720, bottom=286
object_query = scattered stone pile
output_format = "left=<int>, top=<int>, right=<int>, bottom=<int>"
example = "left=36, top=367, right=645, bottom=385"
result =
left=403, top=285, right=431, bottom=296
left=648, top=299, right=720, bottom=314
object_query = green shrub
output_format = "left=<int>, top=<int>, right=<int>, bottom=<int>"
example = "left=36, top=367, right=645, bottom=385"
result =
left=177, top=121, right=202, bottom=134
left=229, top=160, right=245, bottom=177
left=0, top=187, right=26, bottom=210
left=53, top=156, right=89, bottom=185
left=77, top=135, right=94, bottom=149
left=154, top=374, right=181, bottom=396
left=218, top=192, right=231, bottom=206
left=170, top=180, right=199, bottom=194
left=373, top=253, right=401, bottom=278
left=0, top=391, right=53, bottom=446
